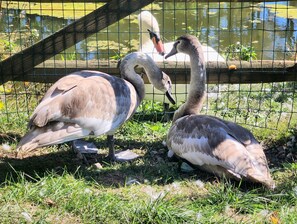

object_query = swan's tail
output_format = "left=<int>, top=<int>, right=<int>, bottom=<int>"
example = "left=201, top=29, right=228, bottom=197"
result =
left=16, top=122, right=90, bottom=157
left=246, top=144, right=276, bottom=190
left=246, top=168, right=276, bottom=190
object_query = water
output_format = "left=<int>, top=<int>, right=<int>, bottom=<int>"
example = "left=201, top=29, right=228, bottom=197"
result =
left=1, top=1, right=297, bottom=61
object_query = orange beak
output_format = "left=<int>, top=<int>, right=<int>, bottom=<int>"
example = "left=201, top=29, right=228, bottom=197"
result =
left=147, top=29, right=165, bottom=56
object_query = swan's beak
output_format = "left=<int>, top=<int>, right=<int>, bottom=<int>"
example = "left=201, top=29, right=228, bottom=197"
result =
left=166, top=91, right=176, bottom=105
left=147, top=29, right=165, bottom=56
left=165, top=47, right=178, bottom=59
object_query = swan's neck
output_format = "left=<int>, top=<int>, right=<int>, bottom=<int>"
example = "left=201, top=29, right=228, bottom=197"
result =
left=173, top=46, right=206, bottom=122
left=120, top=53, right=162, bottom=103
left=138, top=11, right=160, bottom=53
left=139, top=34, right=154, bottom=53
left=187, top=48, right=206, bottom=107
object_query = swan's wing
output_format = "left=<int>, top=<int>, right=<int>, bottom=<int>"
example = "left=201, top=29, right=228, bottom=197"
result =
left=211, top=116, right=271, bottom=176
left=29, top=75, right=80, bottom=122
left=19, top=71, right=139, bottom=152
left=220, top=117, right=273, bottom=177
left=211, top=116, right=255, bottom=146
left=167, top=115, right=275, bottom=188
left=29, top=71, right=138, bottom=135
left=17, top=122, right=90, bottom=152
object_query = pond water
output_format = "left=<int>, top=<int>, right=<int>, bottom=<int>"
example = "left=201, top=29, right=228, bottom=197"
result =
left=0, top=1, right=297, bottom=61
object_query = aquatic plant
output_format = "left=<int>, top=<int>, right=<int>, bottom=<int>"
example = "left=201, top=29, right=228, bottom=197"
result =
left=225, top=42, right=257, bottom=61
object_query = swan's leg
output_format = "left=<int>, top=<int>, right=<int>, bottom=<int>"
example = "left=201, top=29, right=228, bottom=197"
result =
left=163, top=102, right=170, bottom=122
left=107, top=134, right=139, bottom=162
left=72, top=139, right=98, bottom=165
left=167, top=148, right=195, bottom=172
left=107, top=135, right=116, bottom=161
left=72, top=136, right=139, bottom=163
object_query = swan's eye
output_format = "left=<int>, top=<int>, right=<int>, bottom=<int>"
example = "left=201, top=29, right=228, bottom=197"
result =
left=173, top=41, right=180, bottom=48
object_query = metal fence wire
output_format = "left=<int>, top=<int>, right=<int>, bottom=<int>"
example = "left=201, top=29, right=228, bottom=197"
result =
left=0, top=0, right=296, bottom=132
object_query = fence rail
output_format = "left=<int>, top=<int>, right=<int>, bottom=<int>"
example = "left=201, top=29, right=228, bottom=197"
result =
left=18, top=60, right=297, bottom=84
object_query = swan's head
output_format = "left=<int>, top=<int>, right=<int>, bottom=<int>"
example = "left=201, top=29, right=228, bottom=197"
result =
left=148, top=68, right=175, bottom=105
left=147, top=29, right=165, bottom=56
left=138, top=11, right=160, bottom=34
left=120, top=52, right=175, bottom=104
left=165, top=34, right=201, bottom=59
left=138, top=11, right=162, bottom=54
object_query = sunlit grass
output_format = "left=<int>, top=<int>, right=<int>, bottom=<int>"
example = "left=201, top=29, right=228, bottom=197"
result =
left=0, top=161, right=296, bottom=223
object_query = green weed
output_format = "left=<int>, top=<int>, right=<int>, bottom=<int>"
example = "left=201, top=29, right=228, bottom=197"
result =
left=224, top=43, right=257, bottom=61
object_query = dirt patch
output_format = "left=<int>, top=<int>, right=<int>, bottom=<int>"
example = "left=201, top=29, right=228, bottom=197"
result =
left=264, top=135, right=297, bottom=168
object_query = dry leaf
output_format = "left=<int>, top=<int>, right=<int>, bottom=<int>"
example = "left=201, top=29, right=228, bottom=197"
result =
left=270, top=211, right=280, bottom=224
left=45, top=198, right=56, bottom=207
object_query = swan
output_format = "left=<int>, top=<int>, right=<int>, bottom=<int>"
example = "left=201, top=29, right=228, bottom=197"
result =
left=17, top=52, right=176, bottom=161
left=165, top=35, right=275, bottom=189
left=138, top=10, right=225, bottom=62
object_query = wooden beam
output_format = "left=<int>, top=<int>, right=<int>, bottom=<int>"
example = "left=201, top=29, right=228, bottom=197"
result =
left=0, top=0, right=154, bottom=84
left=17, top=60, right=297, bottom=84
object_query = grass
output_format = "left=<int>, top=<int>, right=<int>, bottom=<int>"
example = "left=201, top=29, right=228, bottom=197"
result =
left=0, top=150, right=297, bottom=223
left=0, top=115, right=296, bottom=223
left=0, top=81, right=297, bottom=223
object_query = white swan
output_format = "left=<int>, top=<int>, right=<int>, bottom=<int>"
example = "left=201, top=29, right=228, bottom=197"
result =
left=17, top=52, right=175, bottom=161
left=138, top=10, right=225, bottom=62
left=165, top=35, right=275, bottom=189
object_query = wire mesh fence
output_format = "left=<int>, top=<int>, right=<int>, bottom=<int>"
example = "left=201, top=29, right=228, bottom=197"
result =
left=0, top=0, right=296, bottom=132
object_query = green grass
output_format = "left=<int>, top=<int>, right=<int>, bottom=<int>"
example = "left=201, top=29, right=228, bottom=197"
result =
left=0, top=150, right=297, bottom=223
left=0, top=116, right=296, bottom=223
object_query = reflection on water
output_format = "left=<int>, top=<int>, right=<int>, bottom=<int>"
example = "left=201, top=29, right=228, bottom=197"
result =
left=0, top=1, right=297, bottom=60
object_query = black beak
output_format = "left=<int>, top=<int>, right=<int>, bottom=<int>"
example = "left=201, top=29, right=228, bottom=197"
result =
left=165, top=46, right=178, bottom=59
left=147, top=29, right=165, bottom=56
left=166, top=91, right=176, bottom=105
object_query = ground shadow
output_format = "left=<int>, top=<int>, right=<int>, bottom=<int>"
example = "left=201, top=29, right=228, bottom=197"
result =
left=0, top=132, right=21, bottom=144
left=0, top=148, right=80, bottom=183
left=1, top=133, right=296, bottom=191
left=0, top=135, right=218, bottom=188
left=0, top=137, right=172, bottom=185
